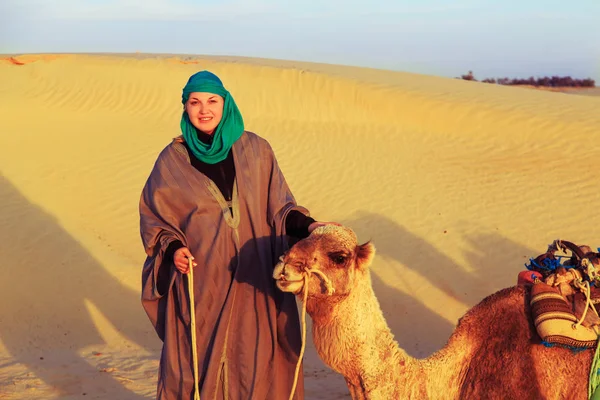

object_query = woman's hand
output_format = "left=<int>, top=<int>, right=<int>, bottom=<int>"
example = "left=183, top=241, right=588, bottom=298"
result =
left=173, top=247, right=197, bottom=274
left=308, top=221, right=342, bottom=234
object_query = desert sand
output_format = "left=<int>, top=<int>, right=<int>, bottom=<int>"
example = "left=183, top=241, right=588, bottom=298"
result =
left=0, top=53, right=599, bottom=399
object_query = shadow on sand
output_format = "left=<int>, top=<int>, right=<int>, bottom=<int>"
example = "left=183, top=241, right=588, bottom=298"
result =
left=0, top=174, right=157, bottom=399
left=342, top=211, right=536, bottom=358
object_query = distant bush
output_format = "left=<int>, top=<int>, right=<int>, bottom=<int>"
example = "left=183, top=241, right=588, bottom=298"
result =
left=457, top=71, right=595, bottom=87
left=460, top=70, right=476, bottom=81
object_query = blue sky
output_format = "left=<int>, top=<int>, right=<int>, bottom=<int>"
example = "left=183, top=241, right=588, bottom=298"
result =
left=2, top=0, right=599, bottom=81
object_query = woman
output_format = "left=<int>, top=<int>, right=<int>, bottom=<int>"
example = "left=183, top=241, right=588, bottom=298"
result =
left=140, top=70, right=331, bottom=399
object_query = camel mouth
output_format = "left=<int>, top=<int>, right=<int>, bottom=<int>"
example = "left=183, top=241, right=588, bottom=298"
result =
left=275, top=279, right=304, bottom=294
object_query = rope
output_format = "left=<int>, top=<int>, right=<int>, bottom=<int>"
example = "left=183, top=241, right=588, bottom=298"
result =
left=573, top=280, right=593, bottom=330
left=288, top=267, right=334, bottom=400
left=187, top=255, right=336, bottom=400
left=288, top=274, right=308, bottom=400
left=187, top=256, right=201, bottom=400
left=307, top=268, right=335, bottom=296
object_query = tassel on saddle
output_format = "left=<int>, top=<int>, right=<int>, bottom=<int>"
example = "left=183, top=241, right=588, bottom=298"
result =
left=525, top=240, right=600, bottom=348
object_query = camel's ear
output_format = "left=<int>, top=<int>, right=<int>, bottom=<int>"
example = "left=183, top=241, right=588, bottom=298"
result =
left=355, top=241, right=375, bottom=270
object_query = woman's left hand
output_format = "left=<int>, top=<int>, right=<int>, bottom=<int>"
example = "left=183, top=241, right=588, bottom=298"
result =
left=308, top=221, right=342, bottom=233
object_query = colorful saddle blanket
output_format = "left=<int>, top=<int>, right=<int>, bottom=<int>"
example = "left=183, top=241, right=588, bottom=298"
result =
left=530, top=282, right=600, bottom=348
left=524, top=240, right=600, bottom=348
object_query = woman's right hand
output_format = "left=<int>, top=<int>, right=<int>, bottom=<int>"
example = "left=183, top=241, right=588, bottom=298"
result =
left=173, top=247, right=197, bottom=274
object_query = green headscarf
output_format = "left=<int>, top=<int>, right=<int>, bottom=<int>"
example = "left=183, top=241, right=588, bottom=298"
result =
left=180, top=70, right=244, bottom=164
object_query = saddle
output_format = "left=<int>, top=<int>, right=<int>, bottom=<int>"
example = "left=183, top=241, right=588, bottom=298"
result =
left=525, top=240, right=600, bottom=348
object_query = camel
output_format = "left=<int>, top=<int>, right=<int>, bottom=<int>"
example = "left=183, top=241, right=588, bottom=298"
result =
left=273, top=225, right=595, bottom=399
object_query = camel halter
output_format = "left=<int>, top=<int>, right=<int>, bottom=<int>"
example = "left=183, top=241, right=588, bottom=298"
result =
left=288, top=265, right=334, bottom=400
left=187, top=257, right=201, bottom=400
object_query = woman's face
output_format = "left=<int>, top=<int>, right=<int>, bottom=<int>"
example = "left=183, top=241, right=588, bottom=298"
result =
left=185, top=92, right=224, bottom=135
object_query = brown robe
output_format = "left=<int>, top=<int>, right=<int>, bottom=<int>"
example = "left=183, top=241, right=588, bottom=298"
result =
left=140, top=131, right=306, bottom=399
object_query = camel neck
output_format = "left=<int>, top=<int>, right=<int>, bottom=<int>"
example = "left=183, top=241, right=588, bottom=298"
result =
left=308, top=273, right=426, bottom=398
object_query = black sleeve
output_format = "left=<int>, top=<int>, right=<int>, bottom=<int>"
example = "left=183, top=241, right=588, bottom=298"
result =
left=285, top=210, right=316, bottom=239
left=164, top=240, right=184, bottom=263
left=156, top=239, right=184, bottom=294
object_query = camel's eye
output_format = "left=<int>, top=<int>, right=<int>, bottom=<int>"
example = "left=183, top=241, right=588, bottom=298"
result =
left=329, top=253, right=348, bottom=265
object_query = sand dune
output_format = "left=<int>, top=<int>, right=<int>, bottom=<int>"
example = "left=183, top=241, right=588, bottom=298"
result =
left=1, top=53, right=599, bottom=399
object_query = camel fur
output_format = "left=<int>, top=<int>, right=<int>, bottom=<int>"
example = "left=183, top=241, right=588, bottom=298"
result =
left=273, top=225, right=594, bottom=399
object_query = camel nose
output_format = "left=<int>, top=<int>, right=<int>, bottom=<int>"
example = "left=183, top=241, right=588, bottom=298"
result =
left=279, top=265, right=288, bottom=281
left=273, top=261, right=288, bottom=280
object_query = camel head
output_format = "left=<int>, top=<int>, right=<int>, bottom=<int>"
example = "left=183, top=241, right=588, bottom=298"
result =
left=273, top=225, right=375, bottom=298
